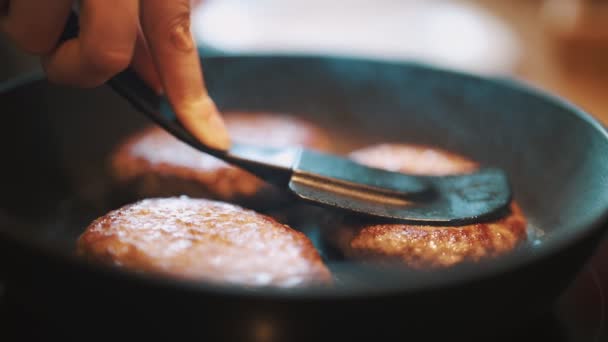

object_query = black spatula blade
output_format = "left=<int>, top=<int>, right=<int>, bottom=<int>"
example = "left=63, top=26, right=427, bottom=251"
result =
left=289, top=150, right=511, bottom=225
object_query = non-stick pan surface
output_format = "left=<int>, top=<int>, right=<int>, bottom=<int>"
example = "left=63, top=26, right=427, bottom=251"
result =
left=1, top=55, right=608, bottom=341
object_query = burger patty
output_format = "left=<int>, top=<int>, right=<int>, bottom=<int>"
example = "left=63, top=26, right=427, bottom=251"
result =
left=110, top=112, right=332, bottom=209
left=77, top=197, right=332, bottom=287
left=326, top=144, right=527, bottom=269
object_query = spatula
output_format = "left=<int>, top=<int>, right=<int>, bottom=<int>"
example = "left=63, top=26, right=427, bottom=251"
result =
left=60, top=11, right=512, bottom=225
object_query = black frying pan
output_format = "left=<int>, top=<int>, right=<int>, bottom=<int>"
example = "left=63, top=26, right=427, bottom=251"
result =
left=1, top=55, right=607, bottom=341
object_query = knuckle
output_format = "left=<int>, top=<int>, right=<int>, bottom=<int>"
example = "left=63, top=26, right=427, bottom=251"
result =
left=43, top=56, right=107, bottom=88
left=166, top=6, right=191, bottom=31
left=44, top=66, right=101, bottom=88
left=18, top=38, right=56, bottom=55
left=163, top=5, right=194, bottom=51
left=2, top=26, right=56, bottom=55
left=164, top=1, right=192, bottom=28
left=83, top=46, right=132, bottom=76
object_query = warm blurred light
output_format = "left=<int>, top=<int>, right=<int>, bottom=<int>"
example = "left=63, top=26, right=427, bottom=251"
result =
left=252, top=318, right=276, bottom=342
left=539, top=0, right=608, bottom=81
left=193, top=0, right=521, bottom=75
left=541, top=0, right=608, bottom=42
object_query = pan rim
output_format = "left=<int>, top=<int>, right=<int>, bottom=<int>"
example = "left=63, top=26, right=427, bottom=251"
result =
left=1, top=54, right=607, bottom=299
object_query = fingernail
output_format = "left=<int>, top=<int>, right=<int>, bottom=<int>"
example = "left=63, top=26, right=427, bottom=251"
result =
left=181, top=96, right=231, bottom=151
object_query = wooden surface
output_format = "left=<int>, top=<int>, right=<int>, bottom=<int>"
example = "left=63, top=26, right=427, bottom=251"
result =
left=473, top=0, right=608, bottom=123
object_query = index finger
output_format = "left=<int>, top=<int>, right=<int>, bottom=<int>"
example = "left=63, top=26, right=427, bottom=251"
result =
left=140, top=0, right=230, bottom=151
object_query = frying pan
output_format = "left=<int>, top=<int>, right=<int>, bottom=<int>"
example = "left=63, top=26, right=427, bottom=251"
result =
left=1, top=55, right=608, bottom=341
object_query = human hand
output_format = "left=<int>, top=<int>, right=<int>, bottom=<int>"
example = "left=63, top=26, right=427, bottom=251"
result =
left=0, top=0, right=230, bottom=150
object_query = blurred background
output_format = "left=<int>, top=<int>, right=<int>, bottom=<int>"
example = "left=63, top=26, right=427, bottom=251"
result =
left=2, top=0, right=608, bottom=121
left=1, top=0, right=608, bottom=340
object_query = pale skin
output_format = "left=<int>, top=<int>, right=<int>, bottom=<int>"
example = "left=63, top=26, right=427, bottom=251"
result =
left=0, top=0, right=231, bottom=151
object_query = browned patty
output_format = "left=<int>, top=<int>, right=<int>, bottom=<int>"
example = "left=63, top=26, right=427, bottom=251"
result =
left=110, top=112, right=331, bottom=208
left=77, top=197, right=332, bottom=287
left=328, top=144, right=527, bottom=269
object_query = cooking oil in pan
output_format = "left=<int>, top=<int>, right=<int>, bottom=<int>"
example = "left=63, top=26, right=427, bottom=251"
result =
left=527, top=223, right=546, bottom=249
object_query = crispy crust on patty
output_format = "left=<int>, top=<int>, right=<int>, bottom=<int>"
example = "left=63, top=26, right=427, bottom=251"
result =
left=110, top=112, right=332, bottom=208
left=77, top=197, right=332, bottom=287
left=328, top=144, right=527, bottom=268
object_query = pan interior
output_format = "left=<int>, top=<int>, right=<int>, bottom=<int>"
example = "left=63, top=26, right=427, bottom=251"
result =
left=1, top=56, right=608, bottom=294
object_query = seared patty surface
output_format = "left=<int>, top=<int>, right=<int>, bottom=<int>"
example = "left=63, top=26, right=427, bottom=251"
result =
left=78, top=197, right=332, bottom=287
left=111, top=112, right=331, bottom=208
left=328, top=144, right=527, bottom=268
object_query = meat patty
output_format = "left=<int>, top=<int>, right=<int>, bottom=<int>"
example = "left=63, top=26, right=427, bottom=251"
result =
left=110, top=112, right=332, bottom=209
left=77, top=197, right=332, bottom=287
left=327, top=144, right=527, bottom=269
left=348, top=143, right=479, bottom=176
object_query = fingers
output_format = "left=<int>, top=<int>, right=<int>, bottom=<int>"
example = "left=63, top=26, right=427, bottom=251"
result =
left=141, top=0, right=230, bottom=150
left=131, top=26, right=163, bottom=95
left=42, top=0, right=139, bottom=87
left=1, top=0, right=228, bottom=150
left=0, top=0, right=72, bottom=55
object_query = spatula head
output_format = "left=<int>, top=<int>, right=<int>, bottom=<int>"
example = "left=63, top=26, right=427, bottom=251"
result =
left=288, top=150, right=512, bottom=225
